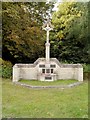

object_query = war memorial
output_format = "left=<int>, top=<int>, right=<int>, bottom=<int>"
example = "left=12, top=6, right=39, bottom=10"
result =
left=13, top=19, right=83, bottom=82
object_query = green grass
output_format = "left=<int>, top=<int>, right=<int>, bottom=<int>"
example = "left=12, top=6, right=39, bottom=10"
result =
left=2, top=78, right=88, bottom=118
left=19, top=79, right=78, bottom=86
left=0, top=77, right=2, bottom=119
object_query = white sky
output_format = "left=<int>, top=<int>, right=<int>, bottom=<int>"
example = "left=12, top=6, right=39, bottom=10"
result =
left=52, top=0, right=62, bottom=11
left=52, top=0, right=90, bottom=11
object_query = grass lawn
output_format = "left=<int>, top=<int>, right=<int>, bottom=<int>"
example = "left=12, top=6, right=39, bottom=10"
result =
left=19, top=79, right=78, bottom=86
left=2, top=78, right=88, bottom=118
left=0, top=77, right=2, bottom=119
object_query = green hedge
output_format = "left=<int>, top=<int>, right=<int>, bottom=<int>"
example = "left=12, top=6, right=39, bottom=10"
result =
left=83, top=64, right=90, bottom=72
left=83, top=64, right=90, bottom=80
left=0, top=58, right=89, bottom=79
left=0, top=58, right=13, bottom=78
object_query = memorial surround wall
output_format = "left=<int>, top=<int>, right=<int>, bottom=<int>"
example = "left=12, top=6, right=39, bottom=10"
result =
left=13, top=58, right=83, bottom=82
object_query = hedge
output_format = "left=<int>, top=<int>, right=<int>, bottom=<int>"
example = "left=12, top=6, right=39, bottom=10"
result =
left=0, top=58, right=13, bottom=78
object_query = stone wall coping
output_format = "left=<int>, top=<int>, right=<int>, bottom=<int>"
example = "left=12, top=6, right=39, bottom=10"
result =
left=13, top=58, right=83, bottom=68
left=13, top=64, right=35, bottom=68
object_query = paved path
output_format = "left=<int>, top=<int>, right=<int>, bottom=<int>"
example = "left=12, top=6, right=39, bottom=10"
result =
left=13, top=82, right=83, bottom=89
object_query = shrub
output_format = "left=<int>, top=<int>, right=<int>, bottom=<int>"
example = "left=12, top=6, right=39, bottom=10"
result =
left=83, top=64, right=90, bottom=72
left=0, top=58, right=2, bottom=77
left=83, top=64, right=90, bottom=80
left=0, top=58, right=13, bottom=78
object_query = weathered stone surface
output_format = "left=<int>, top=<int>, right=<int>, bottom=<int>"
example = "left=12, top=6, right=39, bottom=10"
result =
left=13, top=58, right=83, bottom=82
left=14, top=82, right=83, bottom=89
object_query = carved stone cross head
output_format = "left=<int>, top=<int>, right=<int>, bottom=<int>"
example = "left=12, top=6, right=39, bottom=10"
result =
left=42, top=18, right=53, bottom=31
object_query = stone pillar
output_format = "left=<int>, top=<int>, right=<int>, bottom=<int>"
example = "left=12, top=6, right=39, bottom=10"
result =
left=42, top=18, right=53, bottom=64
left=77, top=68, right=83, bottom=81
left=45, top=42, right=50, bottom=63
left=45, top=24, right=50, bottom=63
left=13, top=65, right=19, bottom=82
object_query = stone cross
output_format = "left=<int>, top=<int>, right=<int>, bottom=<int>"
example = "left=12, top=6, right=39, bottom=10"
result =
left=42, top=19, right=53, bottom=43
left=42, top=18, right=53, bottom=63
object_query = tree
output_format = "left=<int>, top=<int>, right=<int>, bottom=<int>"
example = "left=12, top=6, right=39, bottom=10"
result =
left=51, top=1, right=89, bottom=63
left=2, top=2, right=54, bottom=64
left=0, top=2, right=2, bottom=58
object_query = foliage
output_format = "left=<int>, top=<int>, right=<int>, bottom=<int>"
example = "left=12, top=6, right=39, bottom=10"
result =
left=0, top=58, right=12, bottom=78
left=87, top=1, right=90, bottom=63
left=0, top=2, right=2, bottom=58
left=2, top=2, right=54, bottom=64
left=0, top=58, right=2, bottom=77
left=2, top=2, right=90, bottom=64
left=2, top=78, right=88, bottom=118
left=83, top=64, right=90, bottom=72
left=51, top=1, right=89, bottom=63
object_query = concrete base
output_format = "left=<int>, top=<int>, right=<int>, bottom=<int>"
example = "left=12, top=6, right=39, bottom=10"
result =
left=13, top=58, right=83, bottom=82
left=38, top=73, right=57, bottom=81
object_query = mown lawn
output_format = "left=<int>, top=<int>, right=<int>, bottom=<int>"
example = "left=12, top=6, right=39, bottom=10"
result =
left=2, top=78, right=88, bottom=118
left=0, top=77, right=2, bottom=119
left=19, top=79, right=78, bottom=86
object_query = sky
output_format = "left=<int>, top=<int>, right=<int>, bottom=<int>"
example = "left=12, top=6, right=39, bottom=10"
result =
left=48, top=0, right=89, bottom=2
left=52, top=0, right=62, bottom=11
left=52, top=0, right=90, bottom=11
